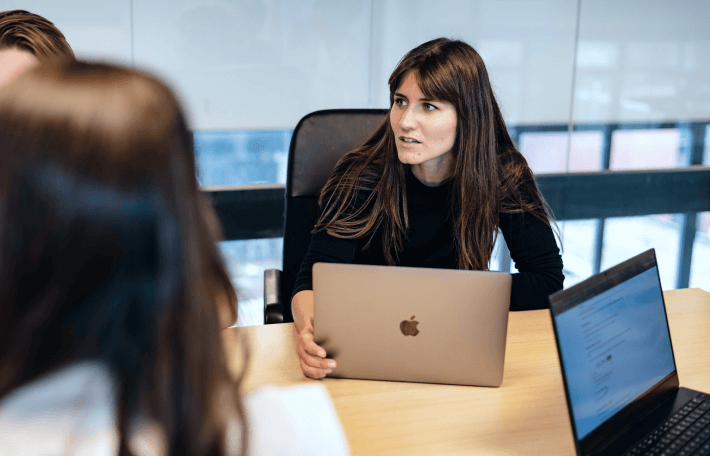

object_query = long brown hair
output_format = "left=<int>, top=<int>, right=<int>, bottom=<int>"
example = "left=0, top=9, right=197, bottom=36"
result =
left=0, top=60, right=246, bottom=456
left=0, top=10, right=73, bottom=59
left=317, top=38, right=555, bottom=270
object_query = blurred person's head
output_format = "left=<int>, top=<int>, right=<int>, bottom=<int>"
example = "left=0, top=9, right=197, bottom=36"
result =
left=0, top=10, right=73, bottom=58
left=0, top=10, right=73, bottom=85
left=0, top=58, right=237, bottom=326
left=0, top=60, right=245, bottom=455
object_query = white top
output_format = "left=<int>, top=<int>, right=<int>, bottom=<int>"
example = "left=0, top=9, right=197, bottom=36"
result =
left=0, top=361, right=350, bottom=456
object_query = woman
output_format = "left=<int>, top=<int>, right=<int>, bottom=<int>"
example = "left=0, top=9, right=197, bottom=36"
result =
left=0, top=59, right=245, bottom=456
left=0, top=60, right=349, bottom=455
left=292, top=38, right=564, bottom=379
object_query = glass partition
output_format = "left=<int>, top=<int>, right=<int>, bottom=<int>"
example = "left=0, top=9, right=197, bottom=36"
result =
left=569, top=0, right=710, bottom=297
left=22, top=0, right=709, bottom=324
left=691, top=212, right=710, bottom=290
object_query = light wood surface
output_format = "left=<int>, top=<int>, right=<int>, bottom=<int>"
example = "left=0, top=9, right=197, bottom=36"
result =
left=222, top=288, right=710, bottom=456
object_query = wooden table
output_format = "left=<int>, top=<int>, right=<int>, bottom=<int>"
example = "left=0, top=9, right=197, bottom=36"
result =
left=223, top=288, right=710, bottom=456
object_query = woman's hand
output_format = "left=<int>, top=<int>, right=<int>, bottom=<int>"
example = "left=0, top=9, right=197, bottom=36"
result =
left=295, top=315, right=336, bottom=379
left=292, top=290, right=337, bottom=379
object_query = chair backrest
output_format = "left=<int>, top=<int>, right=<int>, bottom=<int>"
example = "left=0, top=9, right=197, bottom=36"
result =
left=280, top=109, right=388, bottom=322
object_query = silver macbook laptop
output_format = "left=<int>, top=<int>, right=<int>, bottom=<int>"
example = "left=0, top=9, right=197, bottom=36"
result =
left=313, top=263, right=512, bottom=387
left=549, top=248, right=710, bottom=456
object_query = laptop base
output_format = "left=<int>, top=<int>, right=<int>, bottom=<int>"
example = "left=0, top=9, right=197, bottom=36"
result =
left=592, top=388, right=704, bottom=455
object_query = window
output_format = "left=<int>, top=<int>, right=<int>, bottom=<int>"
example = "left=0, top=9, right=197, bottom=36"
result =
left=196, top=130, right=291, bottom=325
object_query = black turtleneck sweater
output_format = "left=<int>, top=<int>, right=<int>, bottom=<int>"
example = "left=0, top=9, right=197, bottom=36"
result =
left=293, top=168, right=564, bottom=311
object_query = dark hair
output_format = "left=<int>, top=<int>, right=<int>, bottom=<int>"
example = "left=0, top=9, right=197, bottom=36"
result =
left=0, top=10, right=73, bottom=59
left=0, top=162, right=184, bottom=449
left=0, top=58, right=237, bottom=326
left=0, top=61, right=246, bottom=456
left=317, top=38, right=556, bottom=270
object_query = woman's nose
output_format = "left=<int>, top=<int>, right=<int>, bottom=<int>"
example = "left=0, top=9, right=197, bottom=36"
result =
left=398, top=106, right=416, bottom=130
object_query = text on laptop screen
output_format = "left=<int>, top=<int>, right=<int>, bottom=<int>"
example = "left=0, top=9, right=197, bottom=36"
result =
left=554, top=266, right=675, bottom=440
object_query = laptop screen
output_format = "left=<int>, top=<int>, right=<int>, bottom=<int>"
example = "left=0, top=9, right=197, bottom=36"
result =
left=551, top=252, right=676, bottom=440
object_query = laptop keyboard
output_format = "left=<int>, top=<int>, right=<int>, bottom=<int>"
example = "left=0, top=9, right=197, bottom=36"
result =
left=626, top=394, right=710, bottom=456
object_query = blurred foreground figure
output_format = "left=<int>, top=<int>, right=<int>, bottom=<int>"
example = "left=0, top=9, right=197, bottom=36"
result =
left=0, top=10, right=73, bottom=86
left=0, top=60, right=349, bottom=456
left=0, top=58, right=238, bottom=327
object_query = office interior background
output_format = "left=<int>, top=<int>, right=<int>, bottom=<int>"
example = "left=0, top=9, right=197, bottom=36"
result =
left=10, top=0, right=710, bottom=326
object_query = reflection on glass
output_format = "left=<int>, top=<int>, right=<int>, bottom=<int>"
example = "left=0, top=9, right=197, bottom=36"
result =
left=194, top=130, right=291, bottom=187
left=489, top=233, right=507, bottom=272
left=690, top=212, right=710, bottom=292
left=520, top=131, right=603, bottom=173
left=601, top=215, right=680, bottom=290
left=220, top=238, right=283, bottom=327
left=559, top=220, right=598, bottom=288
left=610, top=129, right=680, bottom=170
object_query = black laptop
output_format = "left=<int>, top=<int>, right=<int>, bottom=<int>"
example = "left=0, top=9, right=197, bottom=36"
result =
left=549, top=248, right=710, bottom=456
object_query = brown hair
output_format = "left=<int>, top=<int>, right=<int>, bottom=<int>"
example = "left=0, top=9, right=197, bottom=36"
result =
left=317, top=38, right=556, bottom=270
left=0, top=60, right=245, bottom=456
left=0, top=10, right=73, bottom=59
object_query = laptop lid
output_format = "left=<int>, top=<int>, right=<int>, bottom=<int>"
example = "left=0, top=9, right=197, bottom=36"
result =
left=313, top=263, right=512, bottom=387
left=549, top=249, right=679, bottom=455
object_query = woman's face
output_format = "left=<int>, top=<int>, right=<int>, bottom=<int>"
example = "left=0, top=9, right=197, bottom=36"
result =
left=390, top=71, right=457, bottom=185
left=0, top=48, right=37, bottom=87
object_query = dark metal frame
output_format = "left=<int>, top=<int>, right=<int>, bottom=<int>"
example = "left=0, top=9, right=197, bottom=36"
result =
left=508, top=120, right=709, bottom=288
left=205, top=121, right=710, bottom=290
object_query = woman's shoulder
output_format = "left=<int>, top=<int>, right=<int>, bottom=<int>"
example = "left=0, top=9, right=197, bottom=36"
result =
left=241, top=384, right=351, bottom=456
left=0, top=360, right=118, bottom=456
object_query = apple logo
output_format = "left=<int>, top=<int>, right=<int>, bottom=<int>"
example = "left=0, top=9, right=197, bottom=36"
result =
left=400, top=315, right=419, bottom=336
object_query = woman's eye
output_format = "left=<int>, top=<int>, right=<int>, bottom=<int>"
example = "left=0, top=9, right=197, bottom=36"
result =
left=423, top=103, right=437, bottom=111
left=394, top=98, right=406, bottom=106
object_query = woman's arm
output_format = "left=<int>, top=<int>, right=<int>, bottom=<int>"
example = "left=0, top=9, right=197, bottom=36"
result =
left=499, top=211, right=564, bottom=311
left=291, top=231, right=358, bottom=378
left=292, top=231, right=359, bottom=297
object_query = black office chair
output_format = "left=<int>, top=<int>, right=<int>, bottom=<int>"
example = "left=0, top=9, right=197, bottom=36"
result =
left=263, top=109, right=388, bottom=324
